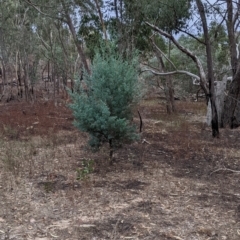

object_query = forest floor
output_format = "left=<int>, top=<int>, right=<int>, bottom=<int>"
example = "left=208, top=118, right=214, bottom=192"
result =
left=0, top=98, right=240, bottom=240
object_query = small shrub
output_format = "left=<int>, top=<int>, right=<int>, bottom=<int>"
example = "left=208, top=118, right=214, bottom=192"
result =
left=76, top=159, right=95, bottom=180
left=69, top=44, right=142, bottom=162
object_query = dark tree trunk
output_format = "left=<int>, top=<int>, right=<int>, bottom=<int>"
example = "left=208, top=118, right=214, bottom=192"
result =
left=196, top=0, right=219, bottom=137
left=222, top=66, right=240, bottom=128
left=52, top=64, right=55, bottom=100
left=114, top=0, right=119, bottom=20
left=226, top=0, right=238, bottom=75
left=23, top=65, right=30, bottom=102
left=222, top=0, right=240, bottom=128
left=1, top=63, right=6, bottom=93
left=17, top=72, right=23, bottom=98
left=109, top=139, right=114, bottom=165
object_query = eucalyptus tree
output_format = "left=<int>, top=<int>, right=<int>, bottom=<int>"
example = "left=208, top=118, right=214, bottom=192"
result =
left=112, top=0, right=193, bottom=113
left=144, top=0, right=240, bottom=133
left=142, top=0, right=233, bottom=137
left=169, top=23, right=229, bottom=96
left=0, top=0, right=41, bottom=101
left=24, top=0, right=93, bottom=73
left=0, top=1, right=14, bottom=88
left=104, top=1, right=186, bottom=113
left=195, top=0, right=219, bottom=136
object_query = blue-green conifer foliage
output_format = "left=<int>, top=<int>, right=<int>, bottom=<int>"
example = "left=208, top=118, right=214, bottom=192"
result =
left=69, top=48, right=141, bottom=150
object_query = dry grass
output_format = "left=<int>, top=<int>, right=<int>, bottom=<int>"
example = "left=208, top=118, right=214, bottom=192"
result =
left=0, top=100, right=240, bottom=239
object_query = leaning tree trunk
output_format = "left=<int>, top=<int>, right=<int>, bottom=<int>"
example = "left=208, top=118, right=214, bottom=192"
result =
left=61, top=0, right=90, bottom=74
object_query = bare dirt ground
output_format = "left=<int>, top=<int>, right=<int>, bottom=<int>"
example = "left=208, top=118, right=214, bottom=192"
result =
left=0, top=99, right=240, bottom=240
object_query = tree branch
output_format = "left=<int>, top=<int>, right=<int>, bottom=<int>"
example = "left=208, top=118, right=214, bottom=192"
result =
left=176, top=27, right=206, bottom=45
left=23, top=0, right=64, bottom=21
left=145, top=21, right=208, bottom=96
left=150, top=36, right=177, bottom=70
left=141, top=68, right=200, bottom=81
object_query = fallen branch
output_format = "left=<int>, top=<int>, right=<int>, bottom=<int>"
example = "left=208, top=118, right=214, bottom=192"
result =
left=138, top=110, right=143, bottom=133
left=47, top=116, right=69, bottom=119
left=210, top=166, right=240, bottom=175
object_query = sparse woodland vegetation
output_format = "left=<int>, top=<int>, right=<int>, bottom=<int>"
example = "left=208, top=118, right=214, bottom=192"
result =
left=0, top=0, right=240, bottom=239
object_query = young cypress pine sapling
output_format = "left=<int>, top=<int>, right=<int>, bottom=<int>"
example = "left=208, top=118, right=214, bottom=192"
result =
left=69, top=47, right=142, bottom=163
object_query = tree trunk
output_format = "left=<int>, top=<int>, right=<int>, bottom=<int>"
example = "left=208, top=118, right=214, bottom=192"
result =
left=196, top=0, right=219, bottom=137
left=165, top=76, right=175, bottom=114
left=1, top=62, right=6, bottom=93
left=109, top=139, right=114, bottom=165
left=60, top=0, right=90, bottom=74
left=167, top=39, right=176, bottom=114
left=94, top=0, right=108, bottom=41
left=153, top=40, right=176, bottom=114
left=222, top=66, right=240, bottom=128
left=113, top=0, right=119, bottom=20
left=222, top=0, right=240, bottom=128
left=226, top=0, right=238, bottom=76
left=52, top=64, right=56, bottom=100
left=23, top=65, right=30, bottom=102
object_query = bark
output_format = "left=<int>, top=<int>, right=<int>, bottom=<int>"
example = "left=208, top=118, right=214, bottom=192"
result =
left=109, top=139, right=114, bottom=165
left=1, top=61, right=6, bottom=94
left=166, top=40, right=176, bottom=114
left=165, top=76, right=175, bottom=114
left=196, top=0, right=219, bottom=137
left=222, top=65, right=240, bottom=128
left=23, top=64, right=30, bottom=102
left=52, top=64, right=55, bottom=100
left=114, top=0, right=119, bottom=20
left=222, top=0, right=240, bottom=128
left=226, top=0, right=238, bottom=75
left=137, top=110, right=143, bottom=132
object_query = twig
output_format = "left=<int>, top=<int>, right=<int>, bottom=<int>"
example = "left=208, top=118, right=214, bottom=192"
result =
left=142, top=139, right=150, bottom=144
left=47, top=116, right=68, bottom=119
left=111, top=219, right=120, bottom=240
left=169, top=234, right=183, bottom=240
left=138, top=110, right=143, bottom=133
left=210, top=166, right=240, bottom=175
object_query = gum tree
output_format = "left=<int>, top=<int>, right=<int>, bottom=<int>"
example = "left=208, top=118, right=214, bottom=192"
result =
left=144, top=0, right=221, bottom=137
